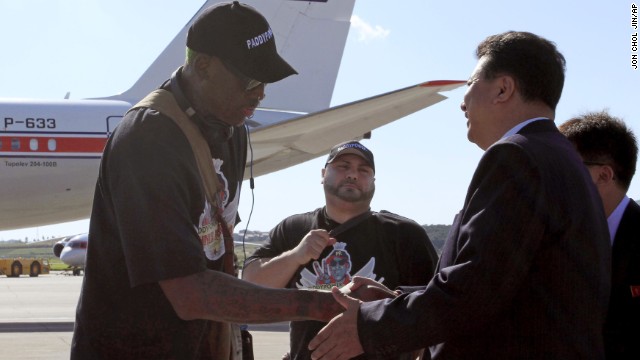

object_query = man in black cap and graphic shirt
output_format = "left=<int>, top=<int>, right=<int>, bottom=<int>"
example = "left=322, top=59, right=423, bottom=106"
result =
left=243, top=140, right=439, bottom=360
left=71, top=2, right=344, bottom=359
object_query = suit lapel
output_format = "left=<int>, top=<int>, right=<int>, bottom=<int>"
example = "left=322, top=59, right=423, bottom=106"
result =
left=612, top=200, right=640, bottom=284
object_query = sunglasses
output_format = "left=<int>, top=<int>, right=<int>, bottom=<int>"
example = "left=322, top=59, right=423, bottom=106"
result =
left=221, top=60, right=264, bottom=91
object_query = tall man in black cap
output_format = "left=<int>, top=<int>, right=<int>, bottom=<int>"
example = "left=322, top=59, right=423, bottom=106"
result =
left=71, top=2, right=343, bottom=359
left=243, top=140, right=438, bottom=360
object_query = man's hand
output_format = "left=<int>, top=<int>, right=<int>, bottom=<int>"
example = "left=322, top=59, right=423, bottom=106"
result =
left=291, top=229, right=336, bottom=265
left=242, top=229, right=336, bottom=288
left=340, top=276, right=398, bottom=301
left=309, top=287, right=364, bottom=360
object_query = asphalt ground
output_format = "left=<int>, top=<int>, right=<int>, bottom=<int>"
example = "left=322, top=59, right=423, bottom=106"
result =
left=0, top=271, right=290, bottom=359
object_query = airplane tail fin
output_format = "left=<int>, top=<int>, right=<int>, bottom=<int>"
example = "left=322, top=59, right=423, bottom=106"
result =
left=94, top=1, right=216, bottom=104
left=96, top=0, right=356, bottom=114
left=252, top=0, right=356, bottom=113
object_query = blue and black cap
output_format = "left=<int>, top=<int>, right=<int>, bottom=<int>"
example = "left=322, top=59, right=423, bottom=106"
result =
left=325, top=140, right=375, bottom=173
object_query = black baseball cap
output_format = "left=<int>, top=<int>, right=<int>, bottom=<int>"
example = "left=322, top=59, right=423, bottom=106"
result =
left=186, top=1, right=297, bottom=83
left=325, top=141, right=375, bottom=173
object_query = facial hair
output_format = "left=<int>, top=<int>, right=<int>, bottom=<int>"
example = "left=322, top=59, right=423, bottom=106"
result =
left=324, top=180, right=375, bottom=203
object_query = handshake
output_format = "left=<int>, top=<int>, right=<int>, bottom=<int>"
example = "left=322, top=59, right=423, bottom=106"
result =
left=338, top=276, right=401, bottom=302
left=307, top=276, right=405, bottom=359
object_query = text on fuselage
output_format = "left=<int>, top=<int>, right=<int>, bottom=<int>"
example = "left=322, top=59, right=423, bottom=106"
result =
left=4, top=117, right=56, bottom=129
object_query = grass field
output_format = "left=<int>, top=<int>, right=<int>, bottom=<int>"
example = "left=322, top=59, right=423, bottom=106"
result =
left=0, top=238, right=262, bottom=272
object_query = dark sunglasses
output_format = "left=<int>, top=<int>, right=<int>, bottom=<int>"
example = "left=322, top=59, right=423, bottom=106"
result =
left=221, top=60, right=264, bottom=91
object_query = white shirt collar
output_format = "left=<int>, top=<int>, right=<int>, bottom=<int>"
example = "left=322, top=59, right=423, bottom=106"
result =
left=502, top=117, right=550, bottom=139
left=608, top=195, right=631, bottom=245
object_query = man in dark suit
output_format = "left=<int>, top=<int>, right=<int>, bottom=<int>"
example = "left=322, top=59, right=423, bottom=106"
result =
left=308, top=31, right=611, bottom=359
left=559, top=111, right=639, bottom=359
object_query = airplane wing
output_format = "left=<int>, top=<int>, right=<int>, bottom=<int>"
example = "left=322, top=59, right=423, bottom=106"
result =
left=246, top=80, right=465, bottom=178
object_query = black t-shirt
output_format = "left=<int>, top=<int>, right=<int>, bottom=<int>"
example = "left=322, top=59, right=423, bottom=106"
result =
left=246, top=207, right=438, bottom=360
left=71, top=100, right=247, bottom=359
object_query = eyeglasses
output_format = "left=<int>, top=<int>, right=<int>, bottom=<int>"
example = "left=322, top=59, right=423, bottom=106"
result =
left=583, top=161, right=608, bottom=166
left=221, top=60, right=264, bottom=92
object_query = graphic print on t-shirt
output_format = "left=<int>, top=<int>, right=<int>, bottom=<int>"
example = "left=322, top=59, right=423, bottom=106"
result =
left=212, top=158, right=241, bottom=225
left=198, top=201, right=223, bottom=260
left=314, top=242, right=351, bottom=287
left=197, top=158, right=239, bottom=261
left=296, top=242, right=384, bottom=290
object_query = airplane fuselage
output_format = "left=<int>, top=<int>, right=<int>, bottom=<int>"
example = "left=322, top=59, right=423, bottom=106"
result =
left=1, top=99, right=129, bottom=229
left=0, top=98, right=299, bottom=230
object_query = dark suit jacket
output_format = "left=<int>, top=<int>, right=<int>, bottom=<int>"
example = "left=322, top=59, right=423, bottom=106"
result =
left=605, top=200, right=640, bottom=359
left=358, top=120, right=611, bottom=359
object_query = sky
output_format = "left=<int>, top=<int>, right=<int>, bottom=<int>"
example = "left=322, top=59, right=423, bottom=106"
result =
left=1, top=0, right=638, bottom=241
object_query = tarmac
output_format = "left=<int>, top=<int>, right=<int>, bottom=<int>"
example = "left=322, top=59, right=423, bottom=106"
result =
left=0, top=271, right=290, bottom=359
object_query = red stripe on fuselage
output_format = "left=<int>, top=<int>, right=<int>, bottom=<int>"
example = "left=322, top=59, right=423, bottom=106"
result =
left=0, top=135, right=107, bottom=153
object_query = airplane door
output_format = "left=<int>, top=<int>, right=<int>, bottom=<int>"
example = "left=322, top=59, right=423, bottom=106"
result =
left=106, top=116, right=123, bottom=137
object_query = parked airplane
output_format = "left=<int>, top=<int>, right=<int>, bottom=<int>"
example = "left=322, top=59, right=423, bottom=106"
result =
left=52, top=234, right=87, bottom=275
left=0, top=0, right=464, bottom=231
left=52, top=233, right=265, bottom=274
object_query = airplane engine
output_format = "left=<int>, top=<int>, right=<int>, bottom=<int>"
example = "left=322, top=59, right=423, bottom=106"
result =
left=52, top=239, right=68, bottom=258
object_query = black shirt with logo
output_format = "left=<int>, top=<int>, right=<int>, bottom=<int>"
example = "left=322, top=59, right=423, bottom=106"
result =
left=246, top=207, right=438, bottom=360
left=72, top=103, right=247, bottom=359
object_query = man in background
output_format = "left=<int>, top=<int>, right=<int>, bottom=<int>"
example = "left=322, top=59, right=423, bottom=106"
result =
left=560, top=111, right=640, bottom=359
left=243, top=140, right=438, bottom=360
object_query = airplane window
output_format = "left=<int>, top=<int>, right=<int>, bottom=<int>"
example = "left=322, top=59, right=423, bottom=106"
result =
left=11, top=138, right=20, bottom=150
left=70, top=241, right=88, bottom=249
left=30, top=138, right=38, bottom=151
left=48, top=139, right=57, bottom=151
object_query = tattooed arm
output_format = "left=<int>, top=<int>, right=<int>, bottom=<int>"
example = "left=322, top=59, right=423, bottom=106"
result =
left=160, top=269, right=344, bottom=323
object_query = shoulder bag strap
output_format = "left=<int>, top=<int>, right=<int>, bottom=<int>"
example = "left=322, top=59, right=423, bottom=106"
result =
left=329, top=210, right=374, bottom=238
left=131, top=89, right=236, bottom=275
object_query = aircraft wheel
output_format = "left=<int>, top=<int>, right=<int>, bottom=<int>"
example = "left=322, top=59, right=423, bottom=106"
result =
left=29, top=262, right=41, bottom=277
left=73, top=268, right=82, bottom=276
left=11, top=262, right=22, bottom=277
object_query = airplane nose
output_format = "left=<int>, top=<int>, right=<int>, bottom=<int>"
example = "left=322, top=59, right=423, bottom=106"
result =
left=60, top=247, right=86, bottom=267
